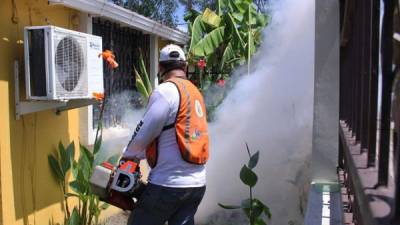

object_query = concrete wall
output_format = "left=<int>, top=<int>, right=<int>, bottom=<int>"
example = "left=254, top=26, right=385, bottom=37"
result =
left=311, top=0, right=340, bottom=184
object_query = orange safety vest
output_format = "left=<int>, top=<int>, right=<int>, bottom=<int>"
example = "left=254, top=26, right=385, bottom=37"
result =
left=146, top=77, right=209, bottom=168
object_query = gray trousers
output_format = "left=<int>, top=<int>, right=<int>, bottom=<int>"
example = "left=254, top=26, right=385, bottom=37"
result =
left=127, top=183, right=206, bottom=225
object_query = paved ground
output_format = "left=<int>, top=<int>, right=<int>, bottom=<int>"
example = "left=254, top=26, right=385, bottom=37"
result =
left=105, top=211, right=129, bottom=225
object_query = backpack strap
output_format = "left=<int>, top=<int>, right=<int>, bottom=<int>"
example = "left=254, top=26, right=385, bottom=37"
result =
left=162, top=123, right=175, bottom=131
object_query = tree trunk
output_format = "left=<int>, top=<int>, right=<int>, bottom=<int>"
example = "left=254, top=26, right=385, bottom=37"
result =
left=187, top=0, right=192, bottom=10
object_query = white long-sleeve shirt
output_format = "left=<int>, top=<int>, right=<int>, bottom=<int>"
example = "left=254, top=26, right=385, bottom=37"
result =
left=123, top=82, right=206, bottom=187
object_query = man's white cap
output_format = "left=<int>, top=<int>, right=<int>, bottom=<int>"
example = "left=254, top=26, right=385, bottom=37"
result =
left=159, top=44, right=186, bottom=62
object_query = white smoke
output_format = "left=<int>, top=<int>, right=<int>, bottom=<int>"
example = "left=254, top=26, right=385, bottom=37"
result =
left=97, top=91, right=145, bottom=163
left=196, top=0, right=315, bottom=224
left=99, top=0, right=315, bottom=224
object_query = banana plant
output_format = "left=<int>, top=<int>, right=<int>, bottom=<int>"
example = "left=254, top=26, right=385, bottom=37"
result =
left=185, top=0, right=268, bottom=75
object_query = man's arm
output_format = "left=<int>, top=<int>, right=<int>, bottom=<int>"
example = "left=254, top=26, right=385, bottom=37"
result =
left=123, top=91, right=170, bottom=159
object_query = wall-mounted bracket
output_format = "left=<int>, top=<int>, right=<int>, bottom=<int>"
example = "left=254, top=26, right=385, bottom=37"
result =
left=14, top=61, right=100, bottom=120
left=55, top=99, right=99, bottom=114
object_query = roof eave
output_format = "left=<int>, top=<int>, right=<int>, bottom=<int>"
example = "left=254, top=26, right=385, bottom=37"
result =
left=49, top=0, right=189, bottom=44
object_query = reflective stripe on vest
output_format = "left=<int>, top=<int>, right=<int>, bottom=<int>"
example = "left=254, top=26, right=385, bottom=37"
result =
left=146, top=78, right=209, bottom=168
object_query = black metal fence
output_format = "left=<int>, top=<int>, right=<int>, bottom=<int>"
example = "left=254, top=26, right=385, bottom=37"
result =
left=338, top=0, right=400, bottom=224
left=92, top=18, right=150, bottom=127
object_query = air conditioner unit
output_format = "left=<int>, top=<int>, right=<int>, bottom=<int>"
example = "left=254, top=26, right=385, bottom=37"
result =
left=24, top=26, right=103, bottom=100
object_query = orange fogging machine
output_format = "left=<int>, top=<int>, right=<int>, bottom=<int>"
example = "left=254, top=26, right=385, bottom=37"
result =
left=89, top=159, right=145, bottom=210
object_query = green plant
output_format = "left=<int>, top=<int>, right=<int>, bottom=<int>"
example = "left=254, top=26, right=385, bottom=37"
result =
left=48, top=103, right=115, bottom=224
left=48, top=138, right=110, bottom=225
left=219, top=143, right=272, bottom=225
left=184, top=0, right=268, bottom=122
left=185, top=0, right=269, bottom=75
left=135, top=50, right=153, bottom=103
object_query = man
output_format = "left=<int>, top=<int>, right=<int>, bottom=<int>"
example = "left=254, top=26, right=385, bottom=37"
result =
left=122, top=44, right=209, bottom=225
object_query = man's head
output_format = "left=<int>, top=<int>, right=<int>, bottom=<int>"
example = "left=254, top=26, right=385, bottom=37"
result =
left=159, top=44, right=187, bottom=81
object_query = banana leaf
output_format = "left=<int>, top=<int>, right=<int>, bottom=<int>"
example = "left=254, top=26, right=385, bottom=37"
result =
left=184, top=9, right=200, bottom=23
left=220, top=42, right=236, bottom=70
left=188, top=15, right=207, bottom=56
left=226, top=13, right=245, bottom=50
left=191, top=26, right=226, bottom=57
left=202, top=8, right=222, bottom=28
left=228, top=0, right=244, bottom=13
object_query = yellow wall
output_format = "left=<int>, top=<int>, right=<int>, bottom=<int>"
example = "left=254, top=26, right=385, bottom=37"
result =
left=0, top=1, right=99, bottom=224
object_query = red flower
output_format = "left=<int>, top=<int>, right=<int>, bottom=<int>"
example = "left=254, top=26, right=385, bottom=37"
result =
left=217, top=79, right=225, bottom=87
left=99, top=50, right=119, bottom=69
left=197, top=59, right=206, bottom=70
left=92, top=92, right=105, bottom=101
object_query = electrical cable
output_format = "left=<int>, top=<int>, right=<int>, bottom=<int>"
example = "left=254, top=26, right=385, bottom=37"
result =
left=11, top=0, right=19, bottom=24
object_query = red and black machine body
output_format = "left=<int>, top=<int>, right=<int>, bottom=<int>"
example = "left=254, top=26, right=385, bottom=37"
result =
left=89, top=159, right=145, bottom=210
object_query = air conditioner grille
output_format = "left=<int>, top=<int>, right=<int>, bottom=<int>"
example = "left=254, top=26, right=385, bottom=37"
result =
left=54, top=34, right=88, bottom=97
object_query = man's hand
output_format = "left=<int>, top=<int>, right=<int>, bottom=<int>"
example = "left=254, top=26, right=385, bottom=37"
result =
left=121, top=147, right=141, bottom=163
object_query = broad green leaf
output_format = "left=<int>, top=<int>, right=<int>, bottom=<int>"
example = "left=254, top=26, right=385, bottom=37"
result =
left=66, top=141, right=75, bottom=167
left=188, top=15, right=207, bottom=55
left=191, top=26, right=225, bottom=57
left=256, top=14, right=268, bottom=27
left=253, top=28, right=263, bottom=46
left=80, top=144, right=94, bottom=165
left=48, top=155, right=64, bottom=181
left=202, top=8, right=221, bottom=28
left=58, top=142, right=70, bottom=175
left=68, top=208, right=80, bottom=225
left=248, top=151, right=260, bottom=169
left=70, top=180, right=85, bottom=194
left=205, top=52, right=217, bottom=69
left=232, top=12, right=244, bottom=22
left=260, top=200, right=272, bottom=218
left=229, top=0, right=245, bottom=13
left=237, top=2, right=250, bottom=13
left=241, top=199, right=264, bottom=219
left=220, top=42, right=236, bottom=71
left=78, top=158, right=91, bottom=181
left=226, top=13, right=245, bottom=50
left=79, top=144, right=93, bottom=181
left=251, top=199, right=264, bottom=218
left=240, top=165, right=258, bottom=187
left=71, top=161, right=79, bottom=179
left=218, top=203, right=241, bottom=209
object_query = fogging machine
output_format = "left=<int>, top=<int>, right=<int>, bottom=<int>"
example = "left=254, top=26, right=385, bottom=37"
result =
left=89, top=159, right=145, bottom=210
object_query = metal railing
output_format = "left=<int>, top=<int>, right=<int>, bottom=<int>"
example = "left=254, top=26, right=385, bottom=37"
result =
left=338, top=0, right=400, bottom=224
left=92, top=18, right=150, bottom=128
